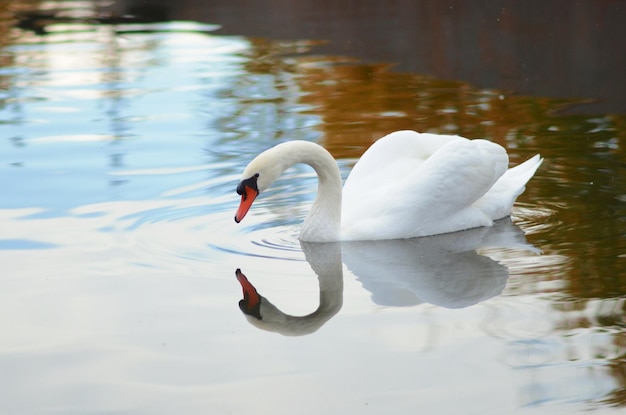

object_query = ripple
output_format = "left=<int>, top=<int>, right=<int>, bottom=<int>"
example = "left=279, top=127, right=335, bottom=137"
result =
left=206, top=211, right=305, bottom=262
left=251, top=236, right=302, bottom=254
left=511, top=202, right=561, bottom=235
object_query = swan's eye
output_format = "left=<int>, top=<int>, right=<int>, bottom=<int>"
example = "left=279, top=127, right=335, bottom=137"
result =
left=236, top=173, right=260, bottom=200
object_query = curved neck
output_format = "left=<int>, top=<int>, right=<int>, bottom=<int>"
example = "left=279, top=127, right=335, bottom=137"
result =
left=275, top=141, right=343, bottom=242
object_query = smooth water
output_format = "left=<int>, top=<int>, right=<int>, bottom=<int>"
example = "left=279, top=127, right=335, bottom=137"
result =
left=1, top=2, right=625, bottom=414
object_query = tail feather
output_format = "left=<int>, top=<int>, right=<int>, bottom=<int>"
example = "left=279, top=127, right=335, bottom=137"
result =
left=474, top=155, right=543, bottom=220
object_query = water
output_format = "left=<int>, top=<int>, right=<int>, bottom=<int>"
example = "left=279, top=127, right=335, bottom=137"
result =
left=1, top=2, right=626, bottom=414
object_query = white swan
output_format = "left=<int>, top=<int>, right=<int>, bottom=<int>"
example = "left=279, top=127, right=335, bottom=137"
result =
left=235, top=130, right=542, bottom=242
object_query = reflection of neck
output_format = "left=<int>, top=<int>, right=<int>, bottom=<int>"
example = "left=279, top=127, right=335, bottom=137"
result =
left=300, top=241, right=343, bottom=321
left=245, top=242, right=343, bottom=336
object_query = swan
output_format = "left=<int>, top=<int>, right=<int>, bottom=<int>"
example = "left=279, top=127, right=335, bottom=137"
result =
left=234, top=130, right=542, bottom=242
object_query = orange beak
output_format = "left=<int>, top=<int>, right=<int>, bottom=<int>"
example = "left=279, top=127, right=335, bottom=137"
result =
left=236, top=268, right=261, bottom=316
left=234, top=185, right=258, bottom=223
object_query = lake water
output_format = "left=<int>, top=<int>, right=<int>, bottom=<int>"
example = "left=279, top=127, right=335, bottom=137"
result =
left=1, top=2, right=625, bottom=414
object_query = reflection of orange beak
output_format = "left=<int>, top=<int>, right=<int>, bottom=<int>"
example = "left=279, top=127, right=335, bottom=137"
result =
left=234, top=185, right=258, bottom=223
left=236, top=268, right=260, bottom=309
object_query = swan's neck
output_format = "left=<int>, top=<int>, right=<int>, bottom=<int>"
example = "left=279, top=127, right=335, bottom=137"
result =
left=278, top=142, right=342, bottom=242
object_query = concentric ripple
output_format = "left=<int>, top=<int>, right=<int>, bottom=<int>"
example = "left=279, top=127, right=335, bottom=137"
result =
left=205, top=209, right=306, bottom=262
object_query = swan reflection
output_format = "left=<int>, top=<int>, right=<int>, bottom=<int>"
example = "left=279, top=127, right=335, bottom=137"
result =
left=342, top=218, right=536, bottom=308
left=236, top=242, right=343, bottom=336
left=236, top=218, right=538, bottom=335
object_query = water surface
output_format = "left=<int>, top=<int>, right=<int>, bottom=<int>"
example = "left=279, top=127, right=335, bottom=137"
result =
left=1, top=2, right=625, bottom=414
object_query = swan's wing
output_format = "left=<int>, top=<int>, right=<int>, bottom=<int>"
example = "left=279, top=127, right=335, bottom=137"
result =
left=343, top=130, right=464, bottom=196
left=342, top=135, right=509, bottom=240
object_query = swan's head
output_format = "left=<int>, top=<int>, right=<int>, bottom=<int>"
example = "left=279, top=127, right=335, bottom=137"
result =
left=234, top=146, right=287, bottom=223
left=234, top=173, right=260, bottom=223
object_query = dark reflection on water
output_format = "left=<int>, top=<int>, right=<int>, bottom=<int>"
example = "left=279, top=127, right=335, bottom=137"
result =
left=105, top=0, right=626, bottom=114
left=1, top=0, right=625, bottom=412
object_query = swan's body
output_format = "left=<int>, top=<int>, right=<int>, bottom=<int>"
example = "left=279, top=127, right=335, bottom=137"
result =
left=235, top=130, right=542, bottom=242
